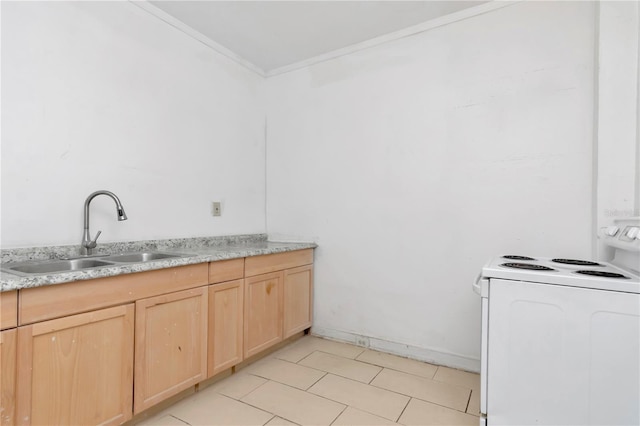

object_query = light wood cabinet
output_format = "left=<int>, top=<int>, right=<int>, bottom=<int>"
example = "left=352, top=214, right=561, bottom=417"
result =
left=15, top=304, right=134, bottom=426
left=19, top=264, right=208, bottom=325
left=134, top=287, right=208, bottom=414
left=283, top=265, right=314, bottom=338
left=208, top=279, right=244, bottom=377
left=243, top=250, right=314, bottom=358
left=8, top=248, right=313, bottom=424
left=1, top=329, right=17, bottom=426
left=1, top=291, right=18, bottom=330
left=245, top=249, right=313, bottom=277
left=244, top=272, right=284, bottom=358
left=209, top=258, right=244, bottom=284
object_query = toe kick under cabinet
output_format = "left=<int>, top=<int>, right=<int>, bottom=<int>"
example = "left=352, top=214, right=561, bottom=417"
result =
left=4, top=248, right=313, bottom=425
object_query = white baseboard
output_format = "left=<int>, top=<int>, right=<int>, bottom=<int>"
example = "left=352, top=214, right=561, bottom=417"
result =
left=311, top=326, right=480, bottom=373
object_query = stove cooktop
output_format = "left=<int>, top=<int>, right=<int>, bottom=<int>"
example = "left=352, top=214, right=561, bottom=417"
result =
left=483, top=255, right=640, bottom=293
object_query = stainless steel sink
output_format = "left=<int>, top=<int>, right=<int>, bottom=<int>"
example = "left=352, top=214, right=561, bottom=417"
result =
left=1, top=251, right=192, bottom=276
left=4, top=259, right=115, bottom=276
left=99, top=252, right=183, bottom=263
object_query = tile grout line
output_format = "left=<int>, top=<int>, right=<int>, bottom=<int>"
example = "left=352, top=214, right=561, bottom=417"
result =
left=305, top=371, right=329, bottom=390
left=301, top=347, right=442, bottom=380
left=395, top=397, right=412, bottom=424
left=262, top=414, right=276, bottom=426
left=367, top=365, right=385, bottom=385
left=235, top=376, right=272, bottom=400
left=294, top=349, right=320, bottom=364
left=241, top=378, right=348, bottom=424
left=366, top=371, right=473, bottom=415
left=375, top=366, right=475, bottom=391
left=169, top=414, right=192, bottom=426
left=352, top=358, right=442, bottom=381
left=303, top=365, right=381, bottom=386
left=234, top=383, right=297, bottom=424
left=281, top=350, right=384, bottom=385
left=306, top=373, right=407, bottom=422
left=328, top=404, right=349, bottom=426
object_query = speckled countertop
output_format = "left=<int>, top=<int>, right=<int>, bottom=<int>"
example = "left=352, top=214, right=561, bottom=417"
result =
left=0, top=234, right=316, bottom=292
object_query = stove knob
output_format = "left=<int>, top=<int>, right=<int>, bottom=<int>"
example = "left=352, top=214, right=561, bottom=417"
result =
left=606, top=226, right=619, bottom=236
left=626, top=227, right=640, bottom=239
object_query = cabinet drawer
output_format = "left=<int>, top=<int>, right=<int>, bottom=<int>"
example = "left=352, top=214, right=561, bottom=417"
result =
left=1, top=291, right=18, bottom=330
left=245, top=249, right=313, bottom=277
left=209, top=258, right=244, bottom=284
left=19, top=263, right=208, bottom=324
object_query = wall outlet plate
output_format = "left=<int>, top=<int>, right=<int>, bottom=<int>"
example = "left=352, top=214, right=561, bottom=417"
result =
left=212, top=201, right=222, bottom=216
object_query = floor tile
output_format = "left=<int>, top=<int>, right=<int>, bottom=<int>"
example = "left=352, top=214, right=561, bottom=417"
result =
left=308, top=374, right=409, bottom=421
left=356, top=350, right=438, bottom=379
left=212, top=373, right=268, bottom=400
left=371, top=368, right=470, bottom=412
left=274, top=336, right=365, bottom=363
left=265, top=417, right=299, bottom=426
left=137, top=414, right=190, bottom=425
left=398, top=398, right=478, bottom=426
left=242, top=380, right=345, bottom=425
left=332, top=407, right=399, bottom=425
left=433, top=366, right=480, bottom=392
left=299, top=351, right=382, bottom=383
left=467, top=390, right=480, bottom=416
left=169, top=393, right=273, bottom=425
left=244, top=357, right=326, bottom=390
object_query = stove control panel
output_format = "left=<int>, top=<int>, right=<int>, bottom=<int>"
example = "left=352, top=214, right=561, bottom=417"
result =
left=623, top=226, right=640, bottom=241
left=599, top=218, right=640, bottom=252
left=606, top=226, right=620, bottom=236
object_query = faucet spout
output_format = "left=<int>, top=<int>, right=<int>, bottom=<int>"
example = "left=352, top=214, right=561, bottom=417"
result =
left=82, top=190, right=128, bottom=255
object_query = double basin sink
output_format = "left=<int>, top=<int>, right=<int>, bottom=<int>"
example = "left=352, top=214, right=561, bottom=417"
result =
left=2, top=252, right=192, bottom=276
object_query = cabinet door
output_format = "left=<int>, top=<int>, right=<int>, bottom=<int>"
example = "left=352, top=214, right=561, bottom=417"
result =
left=1, top=329, right=17, bottom=426
left=244, top=272, right=283, bottom=358
left=208, top=279, right=244, bottom=377
left=0, top=291, right=17, bottom=330
left=283, top=265, right=313, bottom=338
left=16, top=304, right=134, bottom=426
left=135, top=287, right=208, bottom=414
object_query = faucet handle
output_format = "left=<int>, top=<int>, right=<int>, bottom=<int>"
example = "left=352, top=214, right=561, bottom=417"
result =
left=90, top=230, right=102, bottom=246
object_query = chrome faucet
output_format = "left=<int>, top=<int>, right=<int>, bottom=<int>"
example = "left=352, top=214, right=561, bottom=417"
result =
left=81, top=190, right=128, bottom=255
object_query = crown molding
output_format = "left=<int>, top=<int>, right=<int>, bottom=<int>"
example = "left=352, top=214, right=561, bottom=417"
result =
left=130, top=1, right=267, bottom=77
left=130, top=1, right=520, bottom=79
left=267, top=1, right=520, bottom=77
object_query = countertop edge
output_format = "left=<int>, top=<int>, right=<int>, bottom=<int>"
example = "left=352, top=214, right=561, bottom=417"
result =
left=1, top=241, right=317, bottom=292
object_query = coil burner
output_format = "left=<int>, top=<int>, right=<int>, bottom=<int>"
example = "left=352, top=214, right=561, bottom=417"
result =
left=500, top=263, right=555, bottom=271
left=502, top=255, right=536, bottom=261
left=553, top=258, right=603, bottom=267
left=575, top=270, right=628, bottom=279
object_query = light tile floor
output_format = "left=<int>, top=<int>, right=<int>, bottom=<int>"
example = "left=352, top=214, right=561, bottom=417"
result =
left=139, top=336, right=480, bottom=426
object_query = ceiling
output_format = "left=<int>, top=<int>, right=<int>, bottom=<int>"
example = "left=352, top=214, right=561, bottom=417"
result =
left=145, top=1, right=488, bottom=74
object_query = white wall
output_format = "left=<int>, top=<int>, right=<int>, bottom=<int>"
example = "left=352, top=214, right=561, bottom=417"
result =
left=1, top=1, right=266, bottom=248
left=266, top=1, right=595, bottom=370
left=3, top=0, right=630, bottom=371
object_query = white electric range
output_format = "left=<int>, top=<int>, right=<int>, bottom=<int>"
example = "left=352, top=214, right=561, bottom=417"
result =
left=473, top=218, right=640, bottom=426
